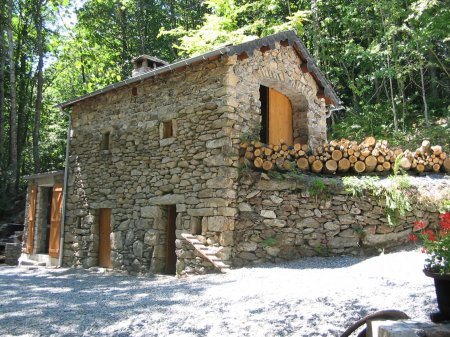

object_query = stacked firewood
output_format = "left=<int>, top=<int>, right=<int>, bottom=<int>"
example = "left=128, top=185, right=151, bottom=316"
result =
left=240, top=137, right=450, bottom=175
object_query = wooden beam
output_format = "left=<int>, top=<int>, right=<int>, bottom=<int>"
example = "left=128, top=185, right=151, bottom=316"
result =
left=237, top=52, right=249, bottom=61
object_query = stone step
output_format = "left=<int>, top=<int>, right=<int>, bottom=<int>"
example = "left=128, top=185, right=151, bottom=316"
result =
left=19, top=259, right=46, bottom=267
left=181, top=233, right=231, bottom=274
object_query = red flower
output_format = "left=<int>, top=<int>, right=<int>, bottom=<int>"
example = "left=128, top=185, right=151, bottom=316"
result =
left=413, top=221, right=426, bottom=231
left=439, top=212, right=450, bottom=231
left=421, top=247, right=427, bottom=254
left=424, top=229, right=436, bottom=242
left=408, top=234, right=418, bottom=242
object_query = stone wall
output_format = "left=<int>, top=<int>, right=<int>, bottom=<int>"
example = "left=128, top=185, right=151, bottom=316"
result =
left=65, top=56, right=240, bottom=273
left=233, top=172, right=442, bottom=267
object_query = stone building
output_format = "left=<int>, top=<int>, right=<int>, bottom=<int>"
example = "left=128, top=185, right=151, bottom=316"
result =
left=22, top=30, right=343, bottom=274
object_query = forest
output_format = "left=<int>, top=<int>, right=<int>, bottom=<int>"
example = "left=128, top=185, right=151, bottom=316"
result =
left=0, top=0, right=448, bottom=212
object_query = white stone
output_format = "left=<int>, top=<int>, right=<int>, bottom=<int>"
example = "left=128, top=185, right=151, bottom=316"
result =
left=260, top=210, right=276, bottom=219
left=263, top=219, right=286, bottom=228
left=270, top=195, right=284, bottom=204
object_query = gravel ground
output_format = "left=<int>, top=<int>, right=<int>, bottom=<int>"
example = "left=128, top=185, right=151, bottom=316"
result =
left=0, top=249, right=436, bottom=337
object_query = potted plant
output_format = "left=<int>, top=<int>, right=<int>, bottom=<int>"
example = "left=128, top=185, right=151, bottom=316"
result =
left=409, top=211, right=450, bottom=322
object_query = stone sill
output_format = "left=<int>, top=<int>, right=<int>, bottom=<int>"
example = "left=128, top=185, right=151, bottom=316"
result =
left=370, top=319, right=450, bottom=337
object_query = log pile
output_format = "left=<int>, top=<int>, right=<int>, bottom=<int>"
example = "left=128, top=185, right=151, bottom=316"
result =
left=240, top=137, right=450, bottom=175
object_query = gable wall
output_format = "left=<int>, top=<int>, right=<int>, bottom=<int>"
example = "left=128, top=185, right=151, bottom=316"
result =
left=64, top=57, right=241, bottom=273
left=231, top=42, right=328, bottom=148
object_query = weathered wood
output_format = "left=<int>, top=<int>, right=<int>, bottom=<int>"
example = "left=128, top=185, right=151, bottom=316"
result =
left=297, top=157, right=309, bottom=171
left=364, top=155, right=378, bottom=172
left=337, top=158, right=351, bottom=173
left=311, top=160, right=323, bottom=173
left=331, top=149, right=343, bottom=161
left=254, top=157, right=263, bottom=168
left=262, top=160, right=273, bottom=171
left=324, top=159, right=337, bottom=174
left=354, top=161, right=366, bottom=173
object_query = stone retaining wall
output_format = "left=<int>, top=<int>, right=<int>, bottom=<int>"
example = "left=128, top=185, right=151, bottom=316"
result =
left=233, top=172, right=442, bottom=267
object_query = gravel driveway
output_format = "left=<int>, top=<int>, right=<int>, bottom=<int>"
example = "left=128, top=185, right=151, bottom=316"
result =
left=0, top=249, right=436, bottom=337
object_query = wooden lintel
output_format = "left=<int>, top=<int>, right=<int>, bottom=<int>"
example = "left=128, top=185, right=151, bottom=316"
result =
left=260, top=45, right=271, bottom=53
left=237, top=52, right=249, bottom=61
left=300, top=64, right=309, bottom=73
left=208, top=54, right=221, bottom=61
left=174, top=65, right=187, bottom=73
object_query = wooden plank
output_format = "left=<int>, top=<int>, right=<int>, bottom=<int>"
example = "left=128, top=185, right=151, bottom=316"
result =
left=99, top=208, right=112, bottom=268
left=165, top=205, right=177, bottom=275
left=269, top=88, right=293, bottom=146
left=26, top=185, right=37, bottom=254
left=48, top=184, right=63, bottom=257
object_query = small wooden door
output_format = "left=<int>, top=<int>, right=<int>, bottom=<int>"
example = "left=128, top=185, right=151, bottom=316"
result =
left=48, top=184, right=63, bottom=257
left=26, top=185, right=37, bottom=253
left=268, top=88, right=293, bottom=145
left=99, top=209, right=112, bottom=268
left=165, top=205, right=177, bottom=275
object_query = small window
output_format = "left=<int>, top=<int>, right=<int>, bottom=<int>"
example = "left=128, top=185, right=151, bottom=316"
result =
left=101, top=131, right=110, bottom=150
left=162, top=120, right=173, bottom=139
left=131, top=87, right=137, bottom=96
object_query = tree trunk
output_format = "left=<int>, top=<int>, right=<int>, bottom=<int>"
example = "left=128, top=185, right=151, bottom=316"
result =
left=7, top=0, right=18, bottom=192
left=419, top=65, right=429, bottom=126
left=0, top=0, right=5, bottom=170
left=33, top=0, right=44, bottom=173
left=386, top=54, right=398, bottom=132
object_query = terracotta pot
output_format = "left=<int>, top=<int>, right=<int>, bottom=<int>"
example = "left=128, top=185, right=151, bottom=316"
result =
left=424, top=269, right=450, bottom=321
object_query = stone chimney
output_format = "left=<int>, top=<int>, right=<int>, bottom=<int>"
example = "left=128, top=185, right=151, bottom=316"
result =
left=131, top=55, right=168, bottom=77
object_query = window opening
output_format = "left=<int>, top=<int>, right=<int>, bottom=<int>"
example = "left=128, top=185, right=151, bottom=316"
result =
left=101, top=131, right=110, bottom=150
left=131, top=87, right=137, bottom=96
left=162, top=121, right=173, bottom=139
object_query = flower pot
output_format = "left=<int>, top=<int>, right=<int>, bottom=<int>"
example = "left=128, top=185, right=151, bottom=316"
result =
left=424, top=269, right=450, bottom=322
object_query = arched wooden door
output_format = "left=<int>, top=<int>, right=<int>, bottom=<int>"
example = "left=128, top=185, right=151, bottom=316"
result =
left=268, top=88, right=293, bottom=145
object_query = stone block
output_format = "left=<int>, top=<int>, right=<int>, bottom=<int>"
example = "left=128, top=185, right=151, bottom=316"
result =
left=328, top=236, right=358, bottom=248
left=263, top=219, right=287, bottom=228
left=202, top=216, right=234, bottom=232
left=261, top=210, right=276, bottom=219
left=296, top=217, right=321, bottom=229
left=370, top=320, right=450, bottom=337
left=144, top=230, right=159, bottom=246
left=238, top=203, right=253, bottom=212
left=206, top=177, right=234, bottom=189
left=219, top=231, right=234, bottom=246
left=133, top=241, right=144, bottom=258
left=149, top=194, right=185, bottom=205
left=270, top=195, right=284, bottom=204
left=238, top=241, right=257, bottom=252
left=141, top=206, right=162, bottom=219
left=187, top=208, right=215, bottom=217
left=206, top=137, right=232, bottom=149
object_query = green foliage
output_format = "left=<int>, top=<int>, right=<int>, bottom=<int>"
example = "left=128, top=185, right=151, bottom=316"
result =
left=343, top=174, right=413, bottom=226
left=160, top=0, right=309, bottom=56
left=343, top=176, right=380, bottom=197
left=240, top=123, right=262, bottom=143
left=267, top=171, right=284, bottom=181
left=259, top=237, right=277, bottom=248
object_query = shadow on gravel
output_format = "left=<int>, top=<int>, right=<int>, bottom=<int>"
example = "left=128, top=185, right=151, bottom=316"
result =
left=0, top=266, right=225, bottom=336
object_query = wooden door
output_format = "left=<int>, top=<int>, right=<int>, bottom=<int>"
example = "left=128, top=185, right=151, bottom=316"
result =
left=269, top=88, right=293, bottom=145
left=165, top=205, right=177, bottom=275
left=26, top=185, right=37, bottom=253
left=99, top=208, right=112, bottom=268
left=48, top=184, right=63, bottom=257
